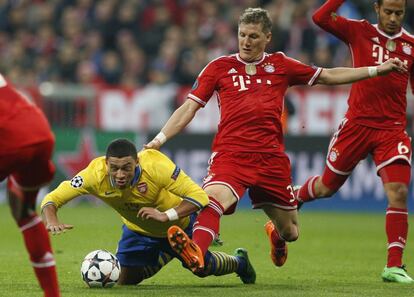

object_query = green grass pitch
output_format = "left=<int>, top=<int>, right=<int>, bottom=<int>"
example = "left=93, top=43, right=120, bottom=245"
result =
left=0, top=204, right=413, bottom=297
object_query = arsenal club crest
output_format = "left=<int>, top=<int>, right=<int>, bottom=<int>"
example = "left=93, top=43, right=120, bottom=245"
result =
left=137, top=182, right=147, bottom=193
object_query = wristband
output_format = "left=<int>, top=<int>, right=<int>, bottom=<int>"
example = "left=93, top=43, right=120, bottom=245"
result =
left=164, top=208, right=179, bottom=221
left=154, top=132, right=167, bottom=145
left=368, top=66, right=378, bottom=78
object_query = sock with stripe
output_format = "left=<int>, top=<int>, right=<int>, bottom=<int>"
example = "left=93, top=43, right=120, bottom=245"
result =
left=19, top=214, right=60, bottom=297
left=142, top=252, right=173, bottom=280
left=198, top=251, right=243, bottom=276
left=192, top=197, right=225, bottom=255
left=297, top=176, right=319, bottom=202
left=386, top=207, right=408, bottom=268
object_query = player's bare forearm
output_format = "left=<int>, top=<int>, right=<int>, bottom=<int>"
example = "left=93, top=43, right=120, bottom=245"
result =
left=144, top=99, right=201, bottom=149
left=317, top=58, right=407, bottom=85
left=41, top=203, right=74, bottom=235
left=137, top=200, right=200, bottom=222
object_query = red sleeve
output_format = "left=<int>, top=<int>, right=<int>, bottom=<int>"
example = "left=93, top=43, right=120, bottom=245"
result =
left=312, top=0, right=353, bottom=43
left=283, top=55, right=322, bottom=86
left=187, top=61, right=220, bottom=107
left=410, top=67, right=414, bottom=95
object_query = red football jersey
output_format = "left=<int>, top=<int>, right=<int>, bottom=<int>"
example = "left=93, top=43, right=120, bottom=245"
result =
left=188, top=53, right=321, bottom=153
left=313, top=0, right=414, bottom=129
left=0, top=74, right=53, bottom=153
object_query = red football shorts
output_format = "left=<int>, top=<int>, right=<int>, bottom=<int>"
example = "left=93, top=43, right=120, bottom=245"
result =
left=0, top=108, right=55, bottom=188
left=202, top=151, right=297, bottom=214
left=324, top=118, right=411, bottom=186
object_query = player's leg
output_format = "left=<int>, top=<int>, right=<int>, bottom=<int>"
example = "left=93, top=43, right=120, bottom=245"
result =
left=374, top=129, right=412, bottom=283
left=7, top=142, right=59, bottom=297
left=298, top=166, right=348, bottom=203
left=193, top=184, right=237, bottom=253
left=192, top=249, right=256, bottom=284
left=118, top=252, right=173, bottom=285
left=249, top=152, right=298, bottom=267
left=262, top=206, right=298, bottom=267
left=168, top=190, right=235, bottom=273
left=116, top=225, right=173, bottom=285
left=298, top=120, right=369, bottom=205
left=191, top=152, right=245, bottom=256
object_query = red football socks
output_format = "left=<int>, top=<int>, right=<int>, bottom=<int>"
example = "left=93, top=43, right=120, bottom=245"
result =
left=385, top=207, right=408, bottom=268
left=192, top=197, right=225, bottom=255
left=19, top=215, right=60, bottom=297
left=298, top=176, right=319, bottom=202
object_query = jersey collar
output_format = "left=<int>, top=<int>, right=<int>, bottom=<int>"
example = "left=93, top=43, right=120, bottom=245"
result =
left=373, top=24, right=403, bottom=40
left=236, top=53, right=268, bottom=65
left=130, top=165, right=142, bottom=186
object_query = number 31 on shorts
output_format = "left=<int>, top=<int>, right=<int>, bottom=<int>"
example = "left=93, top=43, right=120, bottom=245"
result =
left=286, top=185, right=296, bottom=203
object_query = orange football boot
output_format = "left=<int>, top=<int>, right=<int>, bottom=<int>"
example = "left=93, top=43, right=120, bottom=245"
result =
left=167, top=225, right=204, bottom=272
left=264, top=220, right=288, bottom=267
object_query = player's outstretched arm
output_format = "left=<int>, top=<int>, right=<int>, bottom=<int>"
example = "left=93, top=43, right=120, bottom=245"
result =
left=41, top=203, right=74, bottom=235
left=137, top=200, right=200, bottom=223
left=144, top=99, right=201, bottom=150
left=316, top=58, right=407, bottom=85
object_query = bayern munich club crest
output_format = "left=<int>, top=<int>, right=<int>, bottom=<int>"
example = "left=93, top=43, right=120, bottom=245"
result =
left=329, top=148, right=340, bottom=162
left=263, top=63, right=275, bottom=73
left=402, top=43, right=412, bottom=55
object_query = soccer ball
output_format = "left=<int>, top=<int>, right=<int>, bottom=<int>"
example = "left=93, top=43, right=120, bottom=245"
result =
left=80, top=249, right=121, bottom=288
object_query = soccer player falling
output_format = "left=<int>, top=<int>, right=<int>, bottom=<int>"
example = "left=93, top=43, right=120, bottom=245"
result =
left=0, top=73, right=60, bottom=296
left=297, top=0, right=414, bottom=283
left=145, top=7, right=407, bottom=279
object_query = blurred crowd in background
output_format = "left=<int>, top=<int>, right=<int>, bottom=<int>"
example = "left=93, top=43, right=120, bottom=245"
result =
left=0, top=0, right=413, bottom=89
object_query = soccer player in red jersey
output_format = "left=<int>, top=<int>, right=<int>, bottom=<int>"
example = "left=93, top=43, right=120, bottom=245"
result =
left=0, top=74, right=60, bottom=296
left=296, top=0, right=414, bottom=283
left=145, top=7, right=406, bottom=275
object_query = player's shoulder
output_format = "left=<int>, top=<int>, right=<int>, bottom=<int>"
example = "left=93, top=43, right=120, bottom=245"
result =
left=401, top=28, right=414, bottom=44
left=204, top=54, right=237, bottom=68
left=197, top=55, right=232, bottom=76
left=138, top=149, right=172, bottom=166
left=84, top=156, right=108, bottom=180
left=269, top=51, right=300, bottom=65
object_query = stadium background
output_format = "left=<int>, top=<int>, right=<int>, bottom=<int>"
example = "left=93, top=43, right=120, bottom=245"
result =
left=1, top=0, right=414, bottom=211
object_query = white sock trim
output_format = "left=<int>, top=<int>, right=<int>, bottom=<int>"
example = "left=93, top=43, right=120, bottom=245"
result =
left=193, top=225, right=215, bottom=240
left=388, top=242, right=405, bottom=249
left=32, top=260, right=56, bottom=268
left=19, top=216, right=43, bottom=232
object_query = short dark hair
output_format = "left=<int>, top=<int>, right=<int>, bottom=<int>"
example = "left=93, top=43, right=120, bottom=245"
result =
left=239, top=7, right=272, bottom=34
left=377, top=0, right=407, bottom=6
left=106, top=139, right=137, bottom=160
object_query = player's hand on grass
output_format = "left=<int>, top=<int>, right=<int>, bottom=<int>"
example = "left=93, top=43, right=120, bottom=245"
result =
left=46, top=222, right=74, bottom=235
left=378, top=57, right=408, bottom=75
left=137, top=207, right=168, bottom=222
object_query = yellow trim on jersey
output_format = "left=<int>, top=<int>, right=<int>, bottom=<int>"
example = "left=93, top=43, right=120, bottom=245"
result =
left=41, top=149, right=209, bottom=237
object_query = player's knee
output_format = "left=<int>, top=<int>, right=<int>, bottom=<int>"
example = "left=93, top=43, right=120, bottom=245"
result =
left=387, top=184, right=408, bottom=205
left=280, top=227, right=299, bottom=242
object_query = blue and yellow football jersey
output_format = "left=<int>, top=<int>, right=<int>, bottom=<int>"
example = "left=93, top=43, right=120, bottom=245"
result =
left=41, top=149, right=209, bottom=237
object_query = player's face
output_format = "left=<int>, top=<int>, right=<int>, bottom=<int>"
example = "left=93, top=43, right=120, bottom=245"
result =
left=375, top=0, right=405, bottom=35
left=106, top=156, right=137, bottom=189
left=238, top=22, right=271, bottom=62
